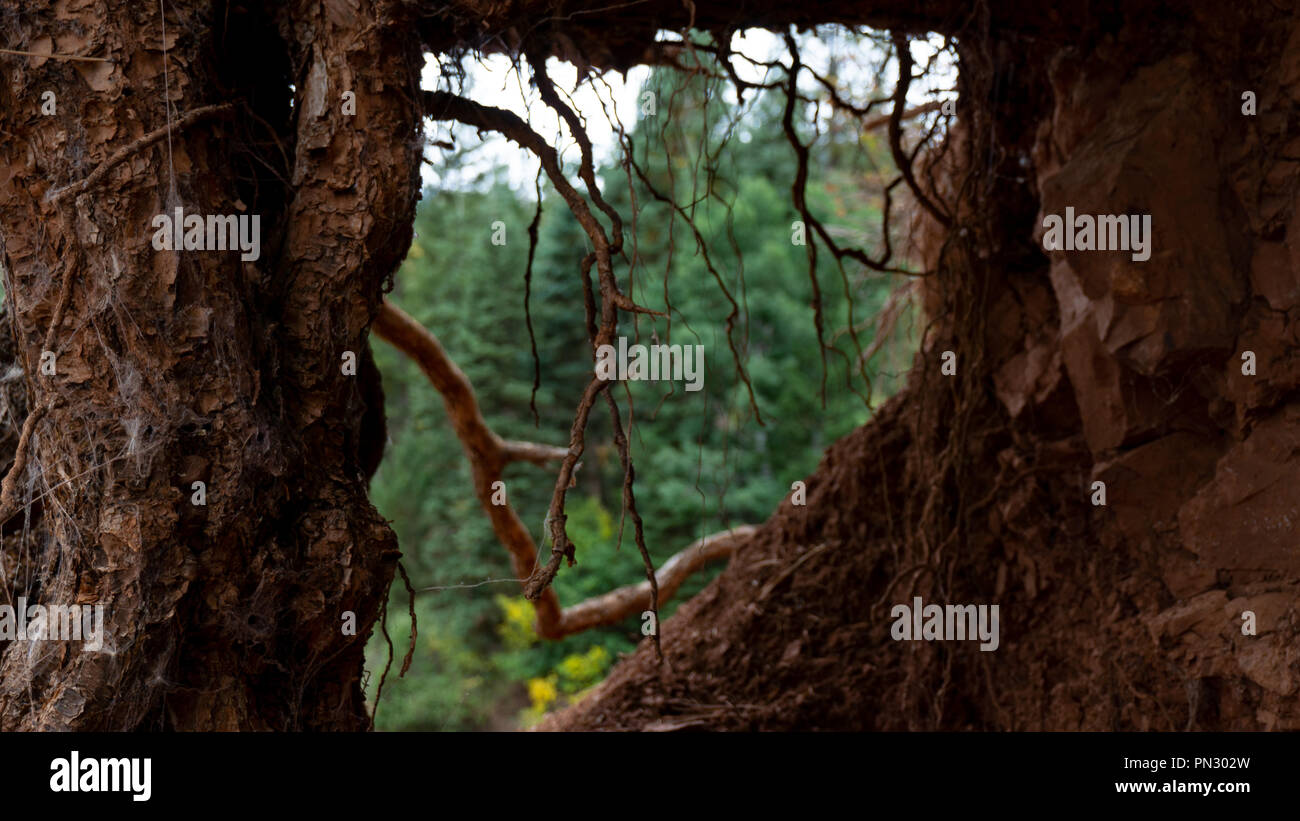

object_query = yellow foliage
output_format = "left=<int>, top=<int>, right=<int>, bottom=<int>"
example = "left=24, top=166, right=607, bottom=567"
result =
left=527, top=674, right=558, bottom=713
left=556, top=645, right=609, bottom=693
left=495, top=595, right=537, bottom=649
left=518, top=646, right=613, bottom=725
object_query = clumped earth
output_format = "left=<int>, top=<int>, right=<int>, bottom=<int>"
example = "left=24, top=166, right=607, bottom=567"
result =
left=547, top=4, right=1300, bottom=731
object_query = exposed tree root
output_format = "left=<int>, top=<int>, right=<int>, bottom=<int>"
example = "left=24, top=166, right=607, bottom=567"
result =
left=45, top=103, right=236, bottom=204
left=373, top=299, right=753, bottom=639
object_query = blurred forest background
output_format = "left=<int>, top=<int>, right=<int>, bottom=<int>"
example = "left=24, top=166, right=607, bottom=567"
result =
left=361, top=44, right=923, bottom=730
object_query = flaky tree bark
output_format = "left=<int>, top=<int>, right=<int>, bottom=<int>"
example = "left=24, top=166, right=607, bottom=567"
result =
left=0, top=0, right=420, bottom=729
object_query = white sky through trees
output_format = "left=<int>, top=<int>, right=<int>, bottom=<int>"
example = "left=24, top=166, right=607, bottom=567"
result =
left=419, top=29, right=955, bottom=192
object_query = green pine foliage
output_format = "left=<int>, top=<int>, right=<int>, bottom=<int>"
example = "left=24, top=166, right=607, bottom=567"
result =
left=364, top=52, right=919, bottom=730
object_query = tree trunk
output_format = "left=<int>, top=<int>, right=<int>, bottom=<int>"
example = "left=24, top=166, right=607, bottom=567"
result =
left=0, top=0, right=420, bottom=729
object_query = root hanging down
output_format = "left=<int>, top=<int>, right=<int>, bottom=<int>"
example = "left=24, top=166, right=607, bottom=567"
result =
left=422, top=84, right=664, bottom=604
left=372, top=300, right=754, bottom=641
left=400, top=33, right=948, bottom=644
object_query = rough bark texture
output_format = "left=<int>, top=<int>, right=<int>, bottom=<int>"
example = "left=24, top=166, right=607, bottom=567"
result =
left=545, top=4, right=1300, bottom=730
left=0, top=0, right=420, bottom=729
